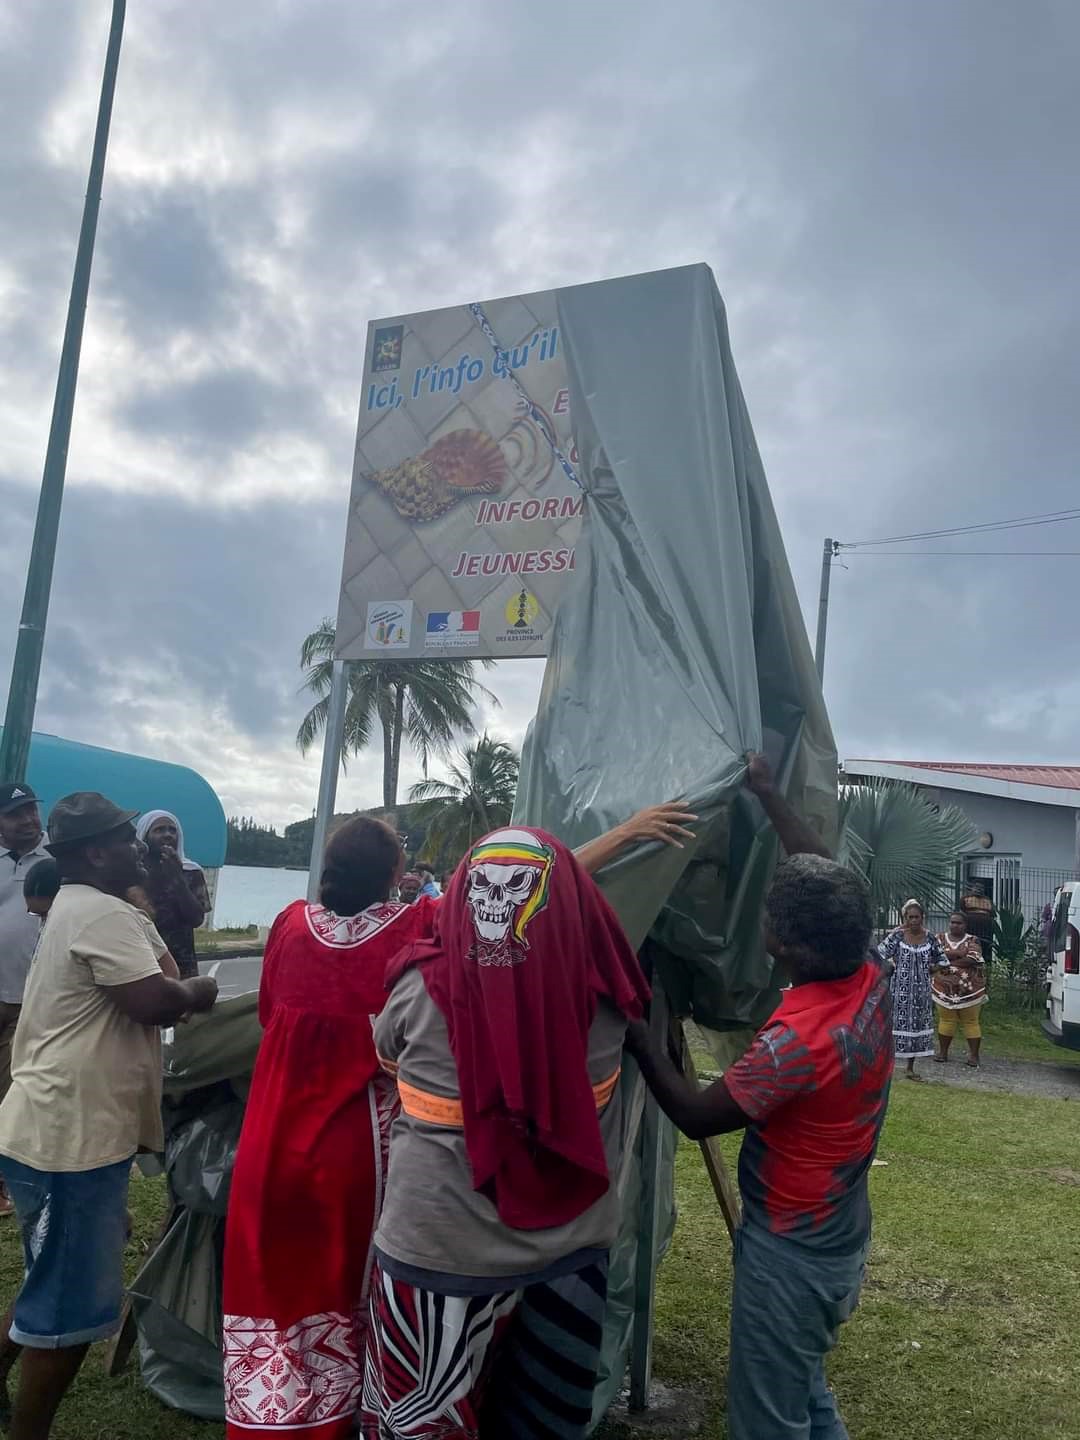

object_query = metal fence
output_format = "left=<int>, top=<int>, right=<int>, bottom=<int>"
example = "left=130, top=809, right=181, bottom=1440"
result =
left=870, top=860, right=1075, bottom=1011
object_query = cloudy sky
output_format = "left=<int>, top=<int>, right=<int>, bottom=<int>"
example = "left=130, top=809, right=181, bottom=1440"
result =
left=1, top=0, right=1076, bottom=829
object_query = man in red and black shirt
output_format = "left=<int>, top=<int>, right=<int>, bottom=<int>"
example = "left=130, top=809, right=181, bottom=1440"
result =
left=627, top=756, right=892, bottom=1440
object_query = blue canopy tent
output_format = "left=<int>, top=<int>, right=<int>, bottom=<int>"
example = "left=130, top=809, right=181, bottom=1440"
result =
left=0, top=729, right=227, bottom=870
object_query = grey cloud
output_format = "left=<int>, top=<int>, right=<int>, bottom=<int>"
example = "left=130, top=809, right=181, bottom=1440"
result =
left=118, top=368, right=326, bottom=451
left=2, top=0, right=1079, bottom=828
left=0, top=476, right=343, bottom=748
left=100, top=190, right=240, bottom=339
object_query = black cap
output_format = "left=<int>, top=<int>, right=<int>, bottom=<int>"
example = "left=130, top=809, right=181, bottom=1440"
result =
left=0, top=783, right=38, bottom=818
left=45, top=793, right=139, bottom=854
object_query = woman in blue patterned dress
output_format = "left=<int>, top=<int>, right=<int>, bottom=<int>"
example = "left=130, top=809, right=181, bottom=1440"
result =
left=878, top=899, right=944, bottom=1080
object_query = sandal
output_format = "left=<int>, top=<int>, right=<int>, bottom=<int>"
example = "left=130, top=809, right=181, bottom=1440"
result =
left=905, top=1071, right=924, bottom=1082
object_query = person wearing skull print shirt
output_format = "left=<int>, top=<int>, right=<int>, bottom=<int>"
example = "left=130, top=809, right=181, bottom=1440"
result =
left=360, top=825, right=659, bottom=1440
left=222, top=803, right=694, bottom=1440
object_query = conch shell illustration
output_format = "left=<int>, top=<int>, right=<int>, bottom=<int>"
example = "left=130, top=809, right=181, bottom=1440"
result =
left=368, top=429, right=508, bottom=522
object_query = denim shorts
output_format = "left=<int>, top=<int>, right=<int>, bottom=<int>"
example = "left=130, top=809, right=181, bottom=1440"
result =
left=0, top=1154, right=132, bottom=1348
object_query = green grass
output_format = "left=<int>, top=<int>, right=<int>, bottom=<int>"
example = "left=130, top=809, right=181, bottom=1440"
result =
left=196, top=925, right=261, bottom=954
left=0, top=1176, right=213, bottom=1439
left=981, top=1002, right=1080, bottom=1065
left=5, top=1078, right=1079, bottom=1438
left=600, top=1080, right=1080, bottom=1440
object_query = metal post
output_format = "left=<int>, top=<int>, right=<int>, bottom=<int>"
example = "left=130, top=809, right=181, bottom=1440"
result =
left=0, top=0, right=126, bottom=785
left=814, top=537, right=837, bottom=682
left=307, top=661, right=349, bottom=902
left=628, top=979, right=670, bottom=1411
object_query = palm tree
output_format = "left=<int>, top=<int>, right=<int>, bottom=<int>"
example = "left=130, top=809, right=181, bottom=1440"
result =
left=297, top=619, right=497, bottom=809
left=837, top=777, right=975, bottom=919
left=409, top=733, right=520, bottom=864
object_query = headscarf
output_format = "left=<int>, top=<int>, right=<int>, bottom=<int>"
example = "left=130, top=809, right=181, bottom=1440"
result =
left=136, top=811, right=201, bottom=872
left=385, top=826, right=650, bottom=1231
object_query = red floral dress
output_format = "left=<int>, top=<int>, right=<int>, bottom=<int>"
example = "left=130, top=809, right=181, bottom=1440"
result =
left=223, top=897, right=437, bottom=1438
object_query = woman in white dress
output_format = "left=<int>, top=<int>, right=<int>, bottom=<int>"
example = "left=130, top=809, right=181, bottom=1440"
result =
left=878, top=899, right=944, bottom=1080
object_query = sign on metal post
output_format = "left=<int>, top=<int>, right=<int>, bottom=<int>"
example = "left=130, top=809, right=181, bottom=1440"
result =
left=334, top=289, right=583, bottom=662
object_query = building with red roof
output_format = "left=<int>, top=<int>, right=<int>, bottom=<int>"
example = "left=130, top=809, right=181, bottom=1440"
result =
left=841, top=758, right=1079, bottom=914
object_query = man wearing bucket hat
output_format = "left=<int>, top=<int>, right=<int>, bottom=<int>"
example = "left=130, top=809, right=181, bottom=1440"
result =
left=0, top=784, right=51, bottom=1219
left=0, top=793, right=217, bottom=1440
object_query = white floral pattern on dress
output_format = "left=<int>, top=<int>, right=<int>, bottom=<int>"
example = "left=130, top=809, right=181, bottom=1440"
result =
left=223, top=1311, right=362, bottom=1427
left=304, top=902, right=408, bottom=949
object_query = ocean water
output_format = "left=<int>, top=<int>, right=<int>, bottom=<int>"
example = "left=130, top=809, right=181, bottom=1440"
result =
left=212, top=865, right=308, bottom=930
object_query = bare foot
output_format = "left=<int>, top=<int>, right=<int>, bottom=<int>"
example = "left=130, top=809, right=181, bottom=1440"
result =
left=933, top=1054, right=948, bottom=1064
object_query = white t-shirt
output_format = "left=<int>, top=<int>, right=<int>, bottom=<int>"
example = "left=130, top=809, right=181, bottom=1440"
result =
left=0, top=884, right=166, bottom=1172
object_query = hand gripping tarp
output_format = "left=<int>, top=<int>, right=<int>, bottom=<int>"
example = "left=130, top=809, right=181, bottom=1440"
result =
left=512, top=263, right=836, bottom=1423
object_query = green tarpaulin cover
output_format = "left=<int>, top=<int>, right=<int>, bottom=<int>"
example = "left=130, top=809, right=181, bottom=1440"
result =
left=513, top=263, right=835, bottom=1422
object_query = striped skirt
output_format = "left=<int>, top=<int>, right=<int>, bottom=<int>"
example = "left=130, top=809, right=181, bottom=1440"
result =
left=358, top=1258, right=608, bottom=1439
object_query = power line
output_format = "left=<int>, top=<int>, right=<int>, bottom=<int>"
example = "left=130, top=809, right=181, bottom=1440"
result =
left=842, top=507, right=1080, bottom=549
left=845, top=549, right=1080, bottom=557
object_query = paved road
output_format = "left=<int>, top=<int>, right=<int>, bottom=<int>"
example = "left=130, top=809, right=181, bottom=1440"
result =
left=199, top=953, right=262, bottom=1001
left=912, top=1052, right=1080, bottom=1101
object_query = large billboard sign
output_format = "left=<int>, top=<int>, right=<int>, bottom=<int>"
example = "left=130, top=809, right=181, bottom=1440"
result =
left=334, top=287, right=582, bottom=660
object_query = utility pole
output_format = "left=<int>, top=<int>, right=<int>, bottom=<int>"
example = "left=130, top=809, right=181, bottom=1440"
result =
left=815, top=538, right=839, bottom=682
left=0, top=0, right=126, bottom=784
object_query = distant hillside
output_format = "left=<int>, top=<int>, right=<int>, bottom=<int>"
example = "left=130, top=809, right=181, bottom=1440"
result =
left=225, top=803, right=430, bottom=869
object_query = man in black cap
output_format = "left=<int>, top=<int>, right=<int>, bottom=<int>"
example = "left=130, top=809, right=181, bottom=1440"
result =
left=0, top=784, right=51, bottom=1216
left=0, top=793, right=217, bottom=1440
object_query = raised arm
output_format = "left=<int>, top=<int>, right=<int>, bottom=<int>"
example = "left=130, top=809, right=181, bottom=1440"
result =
left=574, top=802, right=698, bottom=876
left=745, top=753, right=832, bottom=860
left=157, top=849, right=210, bottom=925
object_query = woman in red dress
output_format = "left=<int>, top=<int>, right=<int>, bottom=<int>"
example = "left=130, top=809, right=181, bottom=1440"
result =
left=223, top=816, right=438, bottom=1438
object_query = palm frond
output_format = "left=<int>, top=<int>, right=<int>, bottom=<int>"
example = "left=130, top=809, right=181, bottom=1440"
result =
left=837, top=778, right=975, bottom=915
left=408, top=733, right=520, bottom=866
left=296, top=695, right=330, bottom=755
left=409, top=778, right=463, bottom=804
left=299, top=618, right=337, bottom=669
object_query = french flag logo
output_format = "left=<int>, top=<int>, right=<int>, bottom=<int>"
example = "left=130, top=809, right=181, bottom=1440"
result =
left=427, top=610, right=480, bottom=635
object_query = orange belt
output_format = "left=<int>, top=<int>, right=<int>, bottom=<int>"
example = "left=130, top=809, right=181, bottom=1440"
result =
left=397, top=1068, right=622, bottom=1130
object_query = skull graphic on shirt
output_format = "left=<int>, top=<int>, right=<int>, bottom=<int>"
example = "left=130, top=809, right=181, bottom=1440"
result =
left=468, top=861, right=541, bottom=943
left=465, top=829, right=555, bottom=963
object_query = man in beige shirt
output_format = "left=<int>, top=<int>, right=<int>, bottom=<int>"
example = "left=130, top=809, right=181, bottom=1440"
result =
left=0, top=793, right=217, bottom=1440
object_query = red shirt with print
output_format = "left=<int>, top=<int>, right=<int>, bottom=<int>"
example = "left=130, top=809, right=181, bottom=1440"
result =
left=723, top=958, right=893, bottom=1254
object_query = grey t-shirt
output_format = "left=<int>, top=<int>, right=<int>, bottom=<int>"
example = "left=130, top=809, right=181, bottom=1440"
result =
left=373, top=967, right=627, bottom=1282
left=0, top=840, right=50, bottom=1005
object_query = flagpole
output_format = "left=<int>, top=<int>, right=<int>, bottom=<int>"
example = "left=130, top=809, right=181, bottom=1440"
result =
left=0, top=0, right=126, bottom=783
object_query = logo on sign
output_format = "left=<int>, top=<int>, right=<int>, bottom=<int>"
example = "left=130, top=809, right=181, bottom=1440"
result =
left=365, top=601, right=412, bottom=649
left=498, top=588, right=543, bottom=646
left=426, top=611, right=481, bottom=650
left=371, top=325, right=404, bottom=373
left=504, top=589, right=539, bottom=631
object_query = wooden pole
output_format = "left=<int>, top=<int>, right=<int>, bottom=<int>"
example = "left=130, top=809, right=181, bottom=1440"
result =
left=677, top=1021, right=741, bottom=1239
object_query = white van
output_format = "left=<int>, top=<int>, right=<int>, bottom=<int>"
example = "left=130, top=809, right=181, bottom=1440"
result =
left=1044, top=882, right=1080, bottom=1049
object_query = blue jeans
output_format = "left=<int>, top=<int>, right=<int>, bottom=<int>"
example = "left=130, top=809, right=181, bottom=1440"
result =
left=0, top=1155, right=132, bottom=1348
left=727, top=1222, right=867, bottom=1440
